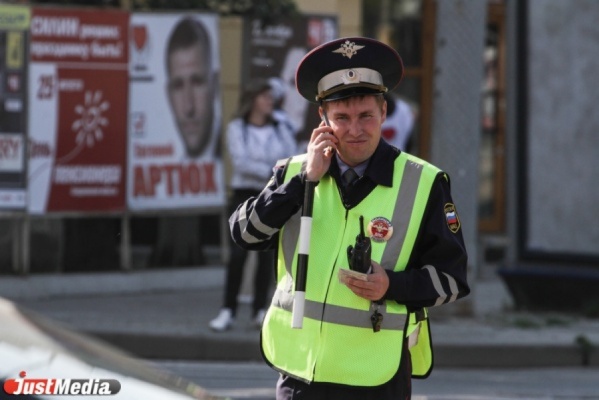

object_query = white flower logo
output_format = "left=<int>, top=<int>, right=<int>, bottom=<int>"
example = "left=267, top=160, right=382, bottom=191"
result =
left=72, top=90, right=110, bottom=147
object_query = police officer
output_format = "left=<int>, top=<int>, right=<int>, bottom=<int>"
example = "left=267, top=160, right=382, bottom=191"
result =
left=228, top=37, right=470, bottom=400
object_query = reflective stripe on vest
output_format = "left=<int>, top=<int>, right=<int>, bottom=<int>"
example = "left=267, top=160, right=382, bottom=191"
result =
left=271, top=289, right=406, bottom=330
left=261, top=152, right=439, bottom=386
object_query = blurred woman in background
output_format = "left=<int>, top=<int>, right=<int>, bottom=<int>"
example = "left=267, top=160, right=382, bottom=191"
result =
left=209, top=78, right=297, bottom=331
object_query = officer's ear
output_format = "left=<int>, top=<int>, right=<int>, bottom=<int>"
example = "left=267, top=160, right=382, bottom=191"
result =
left=381, top=97, right=388, bottom=123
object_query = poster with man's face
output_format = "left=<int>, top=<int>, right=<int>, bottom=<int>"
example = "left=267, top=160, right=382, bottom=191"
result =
left=128, top=13, right=224, bottom=211
left=242, top=15, right=337, bottom=150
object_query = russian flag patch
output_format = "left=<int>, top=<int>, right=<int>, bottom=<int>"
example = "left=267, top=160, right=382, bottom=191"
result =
left=444, top=203, right=460, bottom=233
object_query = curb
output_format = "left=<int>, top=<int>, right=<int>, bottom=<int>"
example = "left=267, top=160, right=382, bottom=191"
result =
left=433, top=344, right=597, bottom=368
left=0, top=266, right=224, bottom=300
left=87, top=331, right=598, bottom=368
left=91, top=332, right=263, bottom=361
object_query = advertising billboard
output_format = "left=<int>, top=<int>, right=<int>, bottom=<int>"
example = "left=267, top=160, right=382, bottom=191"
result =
left=241, top=15, right=337, bottom=150
left=128, top=13, right=224, bottom=211
left=27, top=7, right=129, bottom=214
left=0, top=5, right=30, bottom=210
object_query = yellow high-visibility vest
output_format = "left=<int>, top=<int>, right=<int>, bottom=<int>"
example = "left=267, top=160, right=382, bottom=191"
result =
left=261, top=152, right=439, bottom=385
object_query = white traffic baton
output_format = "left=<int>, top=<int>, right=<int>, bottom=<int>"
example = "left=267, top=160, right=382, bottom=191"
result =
left=291, top=179, right=317, bottom=329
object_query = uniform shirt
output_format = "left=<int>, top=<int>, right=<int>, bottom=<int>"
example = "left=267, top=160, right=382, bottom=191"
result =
left=229, top=138, right=469, bottom=309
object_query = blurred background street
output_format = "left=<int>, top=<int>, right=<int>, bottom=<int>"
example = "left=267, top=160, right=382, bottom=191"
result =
left=2, top=0, right=599, bottom=398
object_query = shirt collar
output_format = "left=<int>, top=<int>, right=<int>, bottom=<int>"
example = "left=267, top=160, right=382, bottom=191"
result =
left=330, top=139, right=399, bottom=187
left=336, top=155, right=368, bottom=177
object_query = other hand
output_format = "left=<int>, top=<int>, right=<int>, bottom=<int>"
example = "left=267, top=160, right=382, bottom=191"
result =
left=343, top=261, right=389, bottom=302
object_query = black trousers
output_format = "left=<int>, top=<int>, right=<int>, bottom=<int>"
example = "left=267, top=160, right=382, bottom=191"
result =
left=276, top=338, right=412, bottom=400
left=223, top=189, right=274, bottom=317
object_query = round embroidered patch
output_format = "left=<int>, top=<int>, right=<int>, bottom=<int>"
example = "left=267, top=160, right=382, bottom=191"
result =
left=367, top=217, right=393, bottom=243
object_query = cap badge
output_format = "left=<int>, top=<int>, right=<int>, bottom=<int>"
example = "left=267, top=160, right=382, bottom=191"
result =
left=367, top=217, right=393, bottom=243
left=333, top=40, right=364, bottom=59
left=342, top=69, right=360, bottom=84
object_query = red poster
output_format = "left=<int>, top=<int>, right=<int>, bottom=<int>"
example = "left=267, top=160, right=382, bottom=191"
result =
left=28, top=7, right=128, bottom=213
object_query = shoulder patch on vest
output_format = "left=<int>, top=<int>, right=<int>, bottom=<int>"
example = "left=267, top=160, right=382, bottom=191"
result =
left=444, top=203, right=460, bottom=233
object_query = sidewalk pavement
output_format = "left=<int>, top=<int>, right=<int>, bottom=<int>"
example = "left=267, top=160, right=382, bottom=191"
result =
left=1, top=265, right=598, bottom=368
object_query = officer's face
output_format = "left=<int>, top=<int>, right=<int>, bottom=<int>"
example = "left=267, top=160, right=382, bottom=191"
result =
left=322, top=95, right=387, bottom=167
left=167, top=44, right=214, bottom=158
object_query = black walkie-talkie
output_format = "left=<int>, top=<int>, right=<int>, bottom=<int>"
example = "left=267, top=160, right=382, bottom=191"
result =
left=347, top=216, right=372, bottom=274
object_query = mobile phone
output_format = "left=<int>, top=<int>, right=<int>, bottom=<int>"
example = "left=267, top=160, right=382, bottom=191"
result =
left=322, top=110, right=333, bottom=155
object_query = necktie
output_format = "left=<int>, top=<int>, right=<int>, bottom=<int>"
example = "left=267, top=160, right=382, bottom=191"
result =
left=343, top=168, right=359, bottom=187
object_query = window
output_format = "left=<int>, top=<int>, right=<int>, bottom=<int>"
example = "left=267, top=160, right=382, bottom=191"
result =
left=478, top=1, right=506, bottom=232
left=362, top=0, right=435, bottom=159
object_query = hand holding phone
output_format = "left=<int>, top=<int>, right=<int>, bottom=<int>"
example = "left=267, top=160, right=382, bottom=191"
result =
left=321, top=111, right=334, bottom=156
